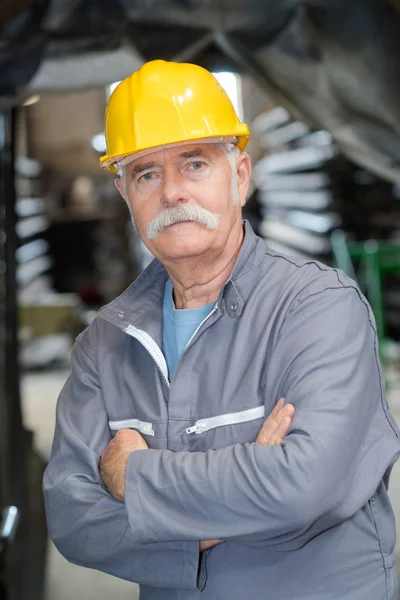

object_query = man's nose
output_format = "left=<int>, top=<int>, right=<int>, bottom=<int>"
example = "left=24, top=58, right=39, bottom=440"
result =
left=161, top=168, right=188, bottom=206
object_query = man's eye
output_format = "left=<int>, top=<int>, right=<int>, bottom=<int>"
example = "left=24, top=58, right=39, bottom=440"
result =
left=190, top=161, right=204, bottom=170
left=139, top=172, right=154, bottom=182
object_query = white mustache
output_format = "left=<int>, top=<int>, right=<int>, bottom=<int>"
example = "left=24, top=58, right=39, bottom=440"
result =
left=146, top=204, right=220, bottom=240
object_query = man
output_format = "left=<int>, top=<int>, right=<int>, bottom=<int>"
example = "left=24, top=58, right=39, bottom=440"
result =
left=44, top=60, right=400, bottom=599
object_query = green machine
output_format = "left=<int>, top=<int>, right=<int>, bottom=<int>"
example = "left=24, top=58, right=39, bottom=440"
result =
left=331, top=230, right=400, bottom=377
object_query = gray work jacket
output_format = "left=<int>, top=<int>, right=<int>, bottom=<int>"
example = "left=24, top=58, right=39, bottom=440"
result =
left=43, top=222, right=400, bottom=600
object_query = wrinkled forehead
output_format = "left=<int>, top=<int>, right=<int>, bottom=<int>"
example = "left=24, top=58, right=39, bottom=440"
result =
left=139, top=142, right=223, bottom=165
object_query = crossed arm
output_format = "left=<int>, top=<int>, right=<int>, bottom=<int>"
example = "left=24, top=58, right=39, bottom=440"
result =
left=100, top=397, right=295, bottom=551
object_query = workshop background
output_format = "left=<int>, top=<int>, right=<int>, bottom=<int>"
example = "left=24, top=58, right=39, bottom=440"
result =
left=1, top=1, right=400, bottom=599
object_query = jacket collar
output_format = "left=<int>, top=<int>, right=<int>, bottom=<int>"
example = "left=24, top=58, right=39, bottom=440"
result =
left=98, top=220, right=264, bottom=331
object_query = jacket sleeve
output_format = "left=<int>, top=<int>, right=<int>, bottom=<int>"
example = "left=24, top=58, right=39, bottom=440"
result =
left=123, top=285, right=400, bottom=549
left=43, top=339, right=203, bottom=589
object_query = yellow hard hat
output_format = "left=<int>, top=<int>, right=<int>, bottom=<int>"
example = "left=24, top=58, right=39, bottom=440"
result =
left=100, top=59, right=250, bottom=173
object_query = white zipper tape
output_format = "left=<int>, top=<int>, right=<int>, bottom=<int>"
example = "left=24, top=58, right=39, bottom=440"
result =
left=124, top=324, right=170, bottom=387
left=109, top=418, right=155, bottom=437
left=186, top=405, right=265, bottom=435
left=184, top=302, right=219, bottom=352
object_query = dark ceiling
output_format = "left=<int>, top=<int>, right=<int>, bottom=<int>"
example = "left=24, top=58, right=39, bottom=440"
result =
left=1, top=0, right=400, bottom=183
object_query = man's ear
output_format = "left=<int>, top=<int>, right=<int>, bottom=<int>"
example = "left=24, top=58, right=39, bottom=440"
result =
left=237, top=152, right=252, bottom=207
left=114, top=177, right=125, bottom=200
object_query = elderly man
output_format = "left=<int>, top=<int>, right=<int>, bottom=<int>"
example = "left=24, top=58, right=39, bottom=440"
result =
left=44, top=60, right=400, bottom=600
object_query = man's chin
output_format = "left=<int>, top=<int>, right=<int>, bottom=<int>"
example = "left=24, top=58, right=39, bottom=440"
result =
left=153, top=234, right=213, bottom=260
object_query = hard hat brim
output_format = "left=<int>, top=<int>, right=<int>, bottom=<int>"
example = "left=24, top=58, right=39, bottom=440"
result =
left=100, top=130, right=250, bottom=175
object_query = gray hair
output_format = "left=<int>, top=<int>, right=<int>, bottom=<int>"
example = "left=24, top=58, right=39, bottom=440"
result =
left=221, top=143, right=240, bottom=205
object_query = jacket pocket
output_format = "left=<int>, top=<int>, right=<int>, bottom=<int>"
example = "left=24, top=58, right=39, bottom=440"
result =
left=186, top=405, right=265, bottom=435
left=108, top=418, right=155, bottom=436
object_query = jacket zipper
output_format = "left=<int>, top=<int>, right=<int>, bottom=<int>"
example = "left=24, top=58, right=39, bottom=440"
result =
left=124, top=300, right=219, bottom=387
left=186, top=405, right=265, bottom=435
left=184, top=302, right=219, bottom=352
left=124, top=324, right=170, bottom=388
left=109, top=418, right=155, bottom=436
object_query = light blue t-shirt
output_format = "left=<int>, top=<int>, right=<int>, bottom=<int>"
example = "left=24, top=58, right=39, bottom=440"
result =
left=162, top=279, right=214, bottom=379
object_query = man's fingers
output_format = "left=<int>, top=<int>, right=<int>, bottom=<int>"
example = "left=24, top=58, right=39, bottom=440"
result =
left=260, top=399, right=288, bottom=436
left=257, top=398, right=285, bottom=441
left=270, top=397, right=285, bottom=417
left=276, top=414, right=292, bottom=441
left=256, top=399, right=295, bottom=446
left=272, top=408, right=294, bottom=442
left=284, top=404, right=295, bottom=418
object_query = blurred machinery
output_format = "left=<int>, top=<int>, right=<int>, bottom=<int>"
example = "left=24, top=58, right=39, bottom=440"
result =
left=251, top=105, right=400, bottom=349
left=0, top=109, right=47, bottom=600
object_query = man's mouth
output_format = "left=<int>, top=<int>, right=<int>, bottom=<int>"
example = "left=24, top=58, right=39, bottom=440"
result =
left=168, top=219, right=196, bottom=226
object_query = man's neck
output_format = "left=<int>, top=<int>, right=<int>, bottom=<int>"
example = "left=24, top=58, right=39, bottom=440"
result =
left=164, top=224, right=244, bottom=309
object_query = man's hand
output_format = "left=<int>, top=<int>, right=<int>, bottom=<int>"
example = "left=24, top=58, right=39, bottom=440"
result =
left=100, top=429, right=148, bottom=502
left=256, top=397, right=295, bottom=446
left=201, top=398, right=295, bottom=551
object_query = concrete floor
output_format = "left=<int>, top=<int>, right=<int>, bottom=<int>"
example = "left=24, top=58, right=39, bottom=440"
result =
left=21, top=368, right=400, bottom=599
